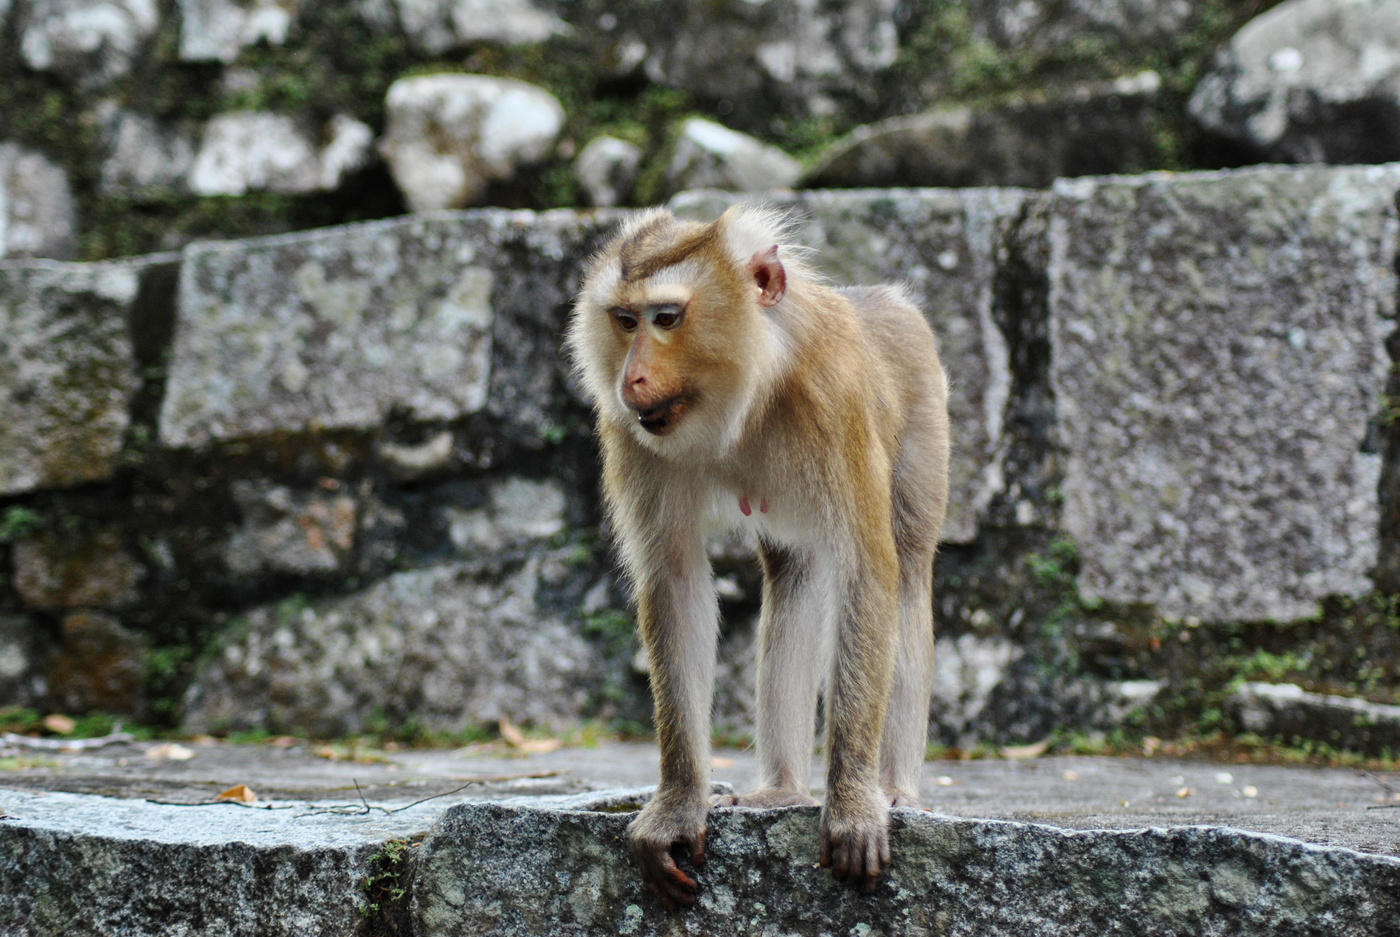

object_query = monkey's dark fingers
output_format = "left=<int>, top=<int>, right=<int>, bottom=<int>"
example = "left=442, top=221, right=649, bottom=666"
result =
left=821, top=833, right=850, bottom=879
left=822, top=828, right=889, bottom=888
left=859, top=835, right=891, bottom=892
left=642, top=872, right=693, bottom=911
left=637, top=844, right=699, bottom=908
left=690, top=828, right=707, bottom=867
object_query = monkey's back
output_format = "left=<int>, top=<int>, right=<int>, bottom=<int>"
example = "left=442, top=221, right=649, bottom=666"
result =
left=835, top=283, right=951, bottom=549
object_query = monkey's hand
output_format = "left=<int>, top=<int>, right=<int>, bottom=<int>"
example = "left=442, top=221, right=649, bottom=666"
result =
left=819, top=789, right=891, bottom=892
left=627, top=795, right=710, bottom=909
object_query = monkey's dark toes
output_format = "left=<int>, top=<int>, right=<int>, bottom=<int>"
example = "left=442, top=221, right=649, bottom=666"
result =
left=637, top=845, right=699, bottom=908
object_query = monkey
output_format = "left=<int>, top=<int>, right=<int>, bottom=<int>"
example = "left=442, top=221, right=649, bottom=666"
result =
left=566, top=203, right=950, bottom=907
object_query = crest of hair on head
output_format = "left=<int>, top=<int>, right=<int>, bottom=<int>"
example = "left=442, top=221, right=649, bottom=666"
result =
left=717, top=202, right=823, bottom=288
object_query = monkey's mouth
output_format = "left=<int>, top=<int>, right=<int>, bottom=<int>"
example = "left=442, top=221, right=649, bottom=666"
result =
left=636, top=396, right=689, bottom=435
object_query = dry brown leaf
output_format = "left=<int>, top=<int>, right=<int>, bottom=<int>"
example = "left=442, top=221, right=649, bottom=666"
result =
left=1000, top=740, right=1050, bottom=761
left=498, top=719, right=561, bottom=754
left=42, top=714, right=76, bottom=736
left=217, top=784, right=258, bottom=804
left=145, top=743, right=195, bottom=763
left=499, top=719, right=526, bottom=747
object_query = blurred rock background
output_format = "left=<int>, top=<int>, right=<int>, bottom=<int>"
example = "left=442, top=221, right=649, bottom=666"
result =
left=2, top=0, right=1400, bottom=760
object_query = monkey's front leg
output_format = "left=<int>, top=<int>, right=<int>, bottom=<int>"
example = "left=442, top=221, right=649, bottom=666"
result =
left=627, top=556, right=720, bottom=908
left=820, top=550, right=899, bottom=891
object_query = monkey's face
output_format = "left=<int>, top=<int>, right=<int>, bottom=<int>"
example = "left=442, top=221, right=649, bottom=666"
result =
left=604, top=269, right=754, bottom=448
left=567, top=208, right=785, bottom=457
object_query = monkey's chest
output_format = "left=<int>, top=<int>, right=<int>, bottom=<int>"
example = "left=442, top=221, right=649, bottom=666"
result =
left=703, top=484, right=822, bottom=548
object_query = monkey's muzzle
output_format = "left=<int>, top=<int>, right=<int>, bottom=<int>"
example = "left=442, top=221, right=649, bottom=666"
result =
left=636, top=397, right=687, bottom=435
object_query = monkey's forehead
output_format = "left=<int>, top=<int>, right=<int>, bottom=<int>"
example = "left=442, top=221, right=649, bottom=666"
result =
left=583, top=259, right=698, bottom=309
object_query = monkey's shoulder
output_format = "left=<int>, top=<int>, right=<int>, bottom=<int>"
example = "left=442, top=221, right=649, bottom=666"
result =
left=833, top=283, right=914, bottom=310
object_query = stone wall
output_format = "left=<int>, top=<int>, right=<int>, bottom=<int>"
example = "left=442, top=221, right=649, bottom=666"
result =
left=13, top=0, right=1392, bottom=266
left=3, top=166, right=1398, bottom=747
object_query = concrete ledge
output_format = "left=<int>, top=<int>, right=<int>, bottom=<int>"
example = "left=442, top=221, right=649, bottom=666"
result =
left=0, top=788, right=441, bottom=936
left=415, top=800, right=1400, bottom=937
left=0, top=742, right=1397, bottom=935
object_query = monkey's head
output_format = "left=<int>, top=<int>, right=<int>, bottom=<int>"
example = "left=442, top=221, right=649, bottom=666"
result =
left=567, top=205, right=795, bottom=457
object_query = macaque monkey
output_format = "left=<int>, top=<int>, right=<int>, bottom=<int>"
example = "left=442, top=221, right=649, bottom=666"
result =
left=566, top=203, right=950, bottom=906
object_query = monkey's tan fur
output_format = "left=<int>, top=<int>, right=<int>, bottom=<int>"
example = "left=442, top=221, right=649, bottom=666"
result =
left=567, top=204, right=950, bottom=907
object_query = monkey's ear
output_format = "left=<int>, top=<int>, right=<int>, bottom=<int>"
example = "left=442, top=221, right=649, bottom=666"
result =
left=748, top=246, right=786, bottom=308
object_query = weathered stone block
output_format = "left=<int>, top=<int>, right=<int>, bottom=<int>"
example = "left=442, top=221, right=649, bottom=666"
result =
left=222, top=481, right=357, bottom=577
left=573, top=0, right=901, bottom=123
left=12, top=527, right=142, bottom=610
left=160, top=208, right=618, bottom=449
left=181, top=553, right=608, bottom=736
left=19, top=0, right=159, bottom=88
left=379, top=74, right=565, bottom=210
left=1050, top=165, right=1400, bottom=621
left=95, top=103, right=197, bottom=196
left=665, top=118, right=803, bottom=195
left=0, top=788, right=429, bottom=937
left=188, top=111, right=374, bottom=196
left=1189, top=0, right=1400, bottom=163
left=410, top=797, right=1400, bottom=936
left=159, top=215, right=499, bottom=447
left=0, top=144, right=76, bottom=259
left=358, top=0, right=566, bottom=54
left=1228, top=682, right=1400, bottom=757
left=443, top=476, right=567, bottom=554
left=805, top=71, right=1165, bottom=189
left=574, top=135, right=643, bottom=207
left=0, top=614, right=43, bottom=706
left=45, top=612, right=150, bottom=714
left=0, top=261, right=143, bottom=494
left=672, top=188, right=1021, bottom=543
left=177, top=0, right=299, bottom=63
left=968, top=0, right=1200, bottom=52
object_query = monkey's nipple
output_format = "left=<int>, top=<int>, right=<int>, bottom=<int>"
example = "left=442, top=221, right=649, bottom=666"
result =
left=738, top=496, right=769, bottom=516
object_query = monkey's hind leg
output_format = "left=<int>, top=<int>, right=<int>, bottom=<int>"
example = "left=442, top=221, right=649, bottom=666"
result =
left=879, top=548, right=936, bottom=807
left=717, top=540, right=830, bottom=810
left=819, top=532, right=900, bottom=890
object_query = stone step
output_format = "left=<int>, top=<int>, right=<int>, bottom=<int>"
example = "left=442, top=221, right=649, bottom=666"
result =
left=0, top=742, right=1396, bottom=935
left=416, top=797, right=1400, bottom=937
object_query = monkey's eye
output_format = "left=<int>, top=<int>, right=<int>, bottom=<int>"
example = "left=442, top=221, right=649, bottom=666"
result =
left=610, top=307, right=638, bottom=332
left=649, top=303, right=685, bottom=330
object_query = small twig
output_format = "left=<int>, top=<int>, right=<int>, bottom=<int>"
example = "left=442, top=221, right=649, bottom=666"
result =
left=1362, top=771, right=1397, bottom=797
left=295, top=771, right=564, bottom=818
left=356, top=777, right=372, bottom=813
left=142, top=798, right=291, bottom=810
left=1, top=730, right=134, bottom=751
left=139, top=770, right=563, bottom=815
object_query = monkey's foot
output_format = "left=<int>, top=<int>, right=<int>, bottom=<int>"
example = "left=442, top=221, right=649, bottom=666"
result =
left=627, top=797, right=709, bottom=910
left=819, top=795, right=891, bottom=892
left=714, top=788, right=819, bottom=809
left=886, top=788, right=922, bottom=808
